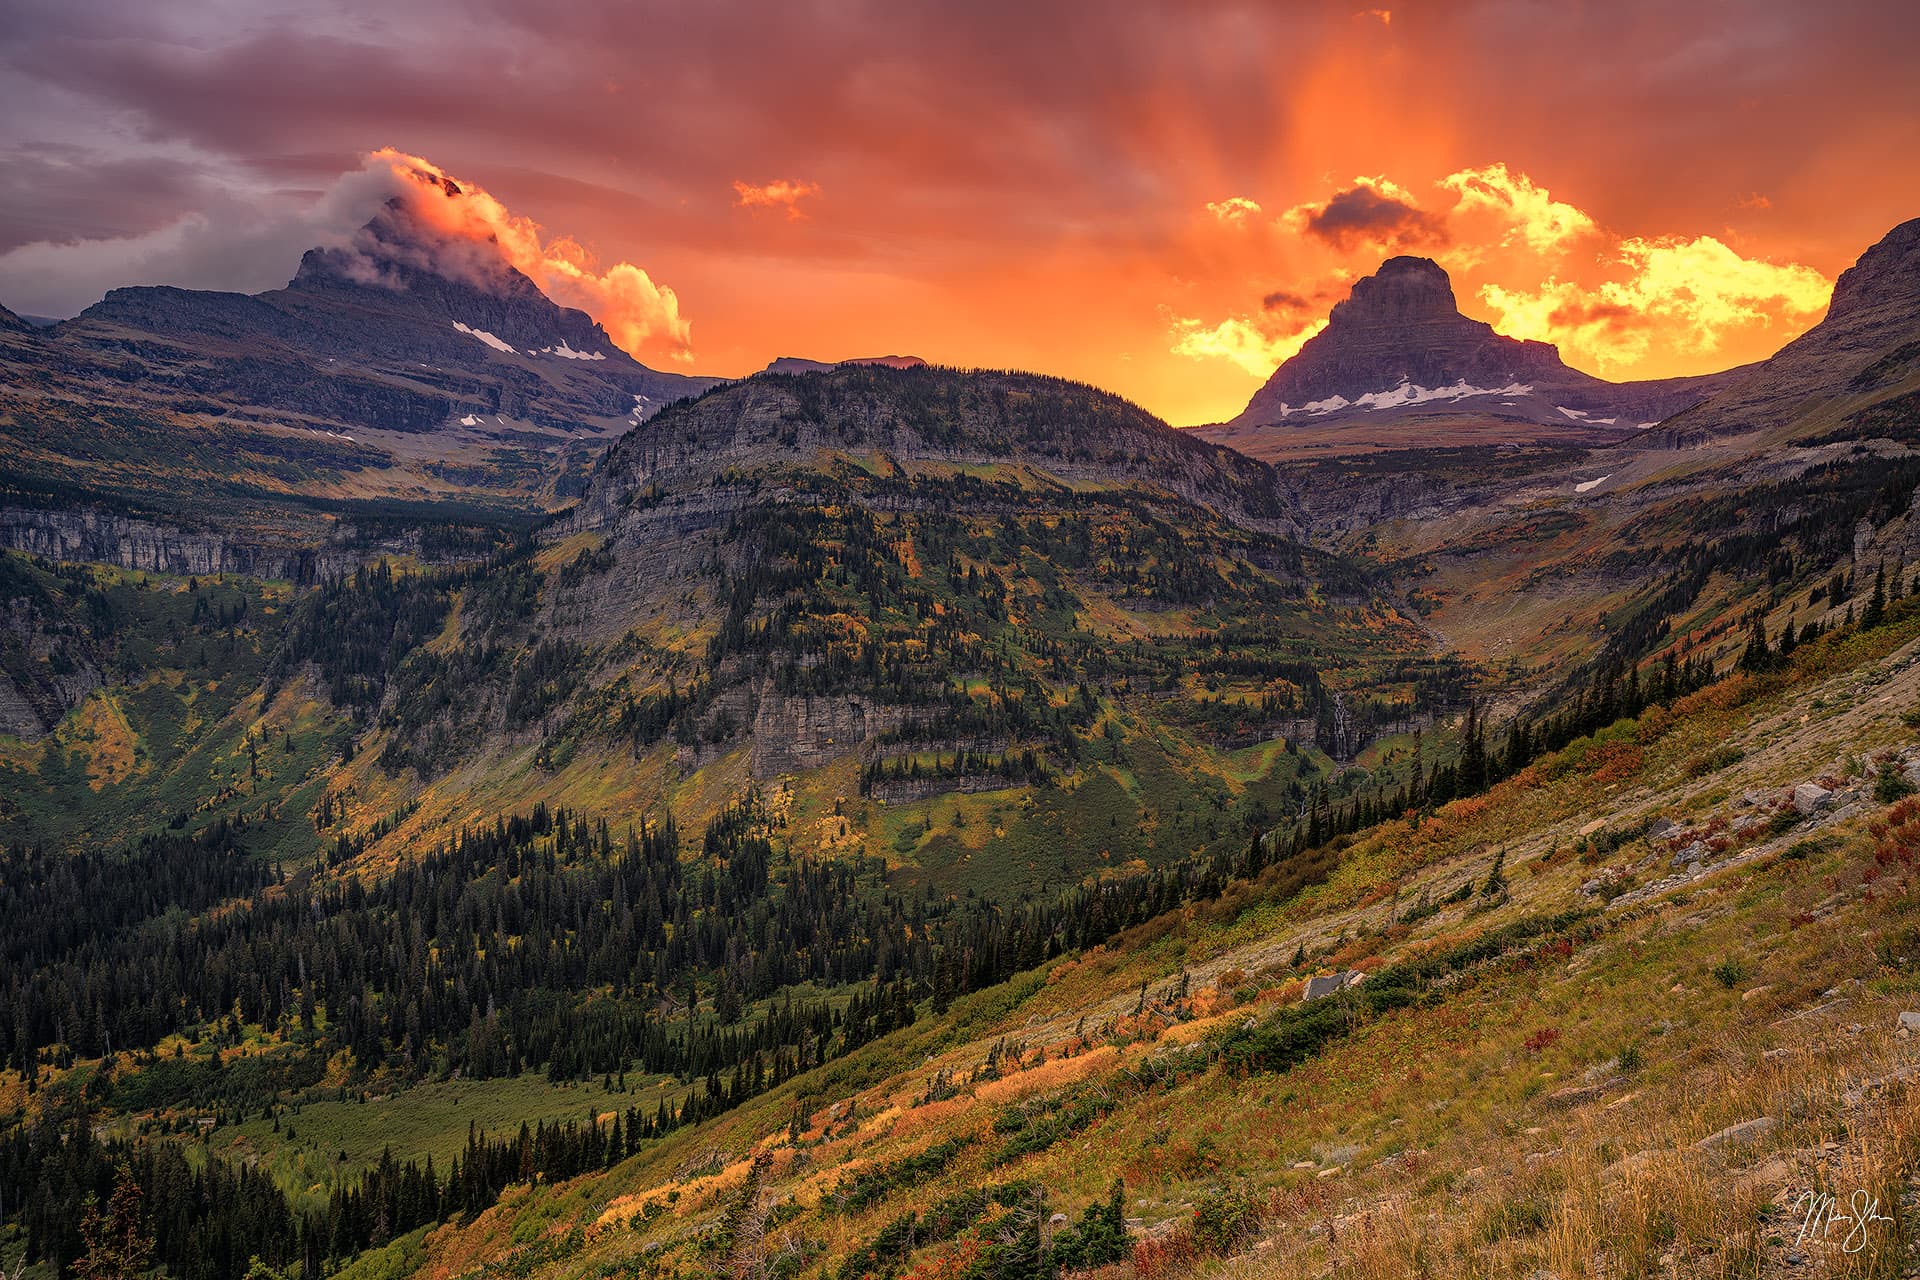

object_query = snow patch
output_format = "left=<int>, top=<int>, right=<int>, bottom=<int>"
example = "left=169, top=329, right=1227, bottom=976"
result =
left=1574, top=473, right=1613, bottom=494
left=458, top=414, right=482, bottom=426
left=1279, top=380, right=1535, bottom=418
left=453, top=321, right=515, bottom=354
left=533, top=341, right=608, bottom=361
left=1637, top=420, right=1659, bottom=430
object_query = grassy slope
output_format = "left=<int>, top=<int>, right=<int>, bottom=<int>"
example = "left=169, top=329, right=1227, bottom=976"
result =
left=349, top=606, right=1920, bottom=1280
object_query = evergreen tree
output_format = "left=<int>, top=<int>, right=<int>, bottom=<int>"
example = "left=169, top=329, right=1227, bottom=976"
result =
left=1481, top=849, right=1507, bottom=900
left=73, top=1163, right=154, bottom=1280
left=1738, top=614, right=1772, bottom=672
left=1864, top=564, right=1887, bottom=628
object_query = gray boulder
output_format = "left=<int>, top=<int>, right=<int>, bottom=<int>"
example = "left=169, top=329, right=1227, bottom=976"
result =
left=1301, top=971, right=1366, bottom=1002
left=1792, top=783, right=1833, bottom=815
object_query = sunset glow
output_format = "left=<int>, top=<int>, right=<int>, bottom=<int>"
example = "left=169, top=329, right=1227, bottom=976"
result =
left=2, top=1, right=1917, bottom=422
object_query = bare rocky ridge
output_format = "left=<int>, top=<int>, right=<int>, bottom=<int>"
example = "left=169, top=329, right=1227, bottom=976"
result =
left=762, top=355, right=928, bottom=375
left=1646, top=217, right=1920, bottom=446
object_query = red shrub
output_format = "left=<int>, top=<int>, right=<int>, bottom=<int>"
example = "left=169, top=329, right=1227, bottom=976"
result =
left=1132, top=1230, right=1197, bottom=1280
left=1523, top=1026, right=1562, bottom=1054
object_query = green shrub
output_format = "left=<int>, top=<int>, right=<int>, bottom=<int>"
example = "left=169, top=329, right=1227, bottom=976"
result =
left=1048, top=1180, right=1128, bottom=1271
left=1875, top=762, right=1916, bottom=803
left=1191, top=1183, right=1260, bottom=1255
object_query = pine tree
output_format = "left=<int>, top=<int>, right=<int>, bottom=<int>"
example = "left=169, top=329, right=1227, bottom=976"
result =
left=73, top=1163, right=154, bottom=1280
left=1738, top=614, right=1772, bottom=672
left=1481, top=848, right=1507, bottom=900
left=1864, top=564, right=1887, bottom=628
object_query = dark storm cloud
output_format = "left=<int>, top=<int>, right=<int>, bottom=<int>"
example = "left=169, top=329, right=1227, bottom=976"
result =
left=1297, top=183, right=1448, bottom=251
left=0, top=146, right=218, bottom=252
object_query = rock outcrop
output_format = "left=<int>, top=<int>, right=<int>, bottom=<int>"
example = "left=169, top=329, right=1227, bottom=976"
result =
left=0, top=507, right=484, bottom=582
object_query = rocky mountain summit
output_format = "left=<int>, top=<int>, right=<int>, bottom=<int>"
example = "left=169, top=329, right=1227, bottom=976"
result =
left=1213, top=256, right=1741, bottom=441
left=576, top=363, right=1302, bottom=543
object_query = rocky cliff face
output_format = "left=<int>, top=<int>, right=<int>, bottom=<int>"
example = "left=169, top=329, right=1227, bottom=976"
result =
left=2, top=508, right=330, bottom=580
left=0, top=507, right=483, bottom=582
left=1, top=591, right=102, bottom=740
left=1225, top=257, right=1736, bottom=435
left=749, top=683, right=909, bottom=778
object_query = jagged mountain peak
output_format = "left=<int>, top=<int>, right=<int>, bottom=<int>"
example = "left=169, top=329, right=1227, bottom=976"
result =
left=272, top=196, right=631, bottom=361
left=1229, top=257, right=1592, bottom=431
left=1329, top=255, right=1462, bottom=325
left=1825, top=215, right=1920, bottom=323
left=290, top=195, right=535, bottom=301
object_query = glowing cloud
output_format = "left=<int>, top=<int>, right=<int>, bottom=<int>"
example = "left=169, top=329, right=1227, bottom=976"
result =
left=368, top=149, right=693, bottom=361
left=1170, top=312, right=1328, bottom=378
left=1176, top=160, right=1832, bottom=388
left=1441, top=162, right=1597, bottom=255
left=1206, top=196, right=1264, bottom=224
left=1479, top=234, right=1831, bottom=371
left=733, top=178, right=822, bottom=220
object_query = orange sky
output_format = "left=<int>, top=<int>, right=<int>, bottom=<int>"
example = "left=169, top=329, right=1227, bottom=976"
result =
left=3, top=1, right=1919, bottom=424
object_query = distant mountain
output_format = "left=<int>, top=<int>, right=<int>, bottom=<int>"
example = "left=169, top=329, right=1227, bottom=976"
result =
left=61, top=195, right=716, bottom=434
left=762, top=354, right=928, bottom=375
left=1645, top=217, right=1920, bottom=446
left=0, top=196, right=724, bottom=540
left=1205, top=257, right=1742, bottom=446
